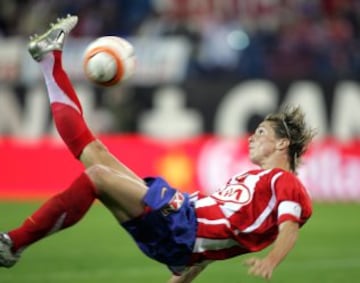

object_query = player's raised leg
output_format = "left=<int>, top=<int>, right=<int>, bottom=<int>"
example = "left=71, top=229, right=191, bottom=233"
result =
left=28, top=15, right=142, bottom=183
left=0, top=14, right=151, bottom=269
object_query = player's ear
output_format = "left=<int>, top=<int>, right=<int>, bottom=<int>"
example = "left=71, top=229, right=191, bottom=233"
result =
left=276, top=138, right=290, bottom=151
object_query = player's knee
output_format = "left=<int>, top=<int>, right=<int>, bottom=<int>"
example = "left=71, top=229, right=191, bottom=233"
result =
left=80, top=140, right=110, bottom=166
left=86, top=164, right=112, bottom=189
left=90, top=140, right=108, bottom=154
left=86, top=164, right=129, bottom=195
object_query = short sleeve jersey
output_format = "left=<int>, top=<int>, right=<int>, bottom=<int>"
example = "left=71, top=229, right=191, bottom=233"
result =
left=190, top=168, right=312, bottom=264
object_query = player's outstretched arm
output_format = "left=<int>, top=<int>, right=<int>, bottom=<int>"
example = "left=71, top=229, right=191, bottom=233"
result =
left=167, top=265, right=207, bottom=283
left=244, top=221, right=299, bottom=280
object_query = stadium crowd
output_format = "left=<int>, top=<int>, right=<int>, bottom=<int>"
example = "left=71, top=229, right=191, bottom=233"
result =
left=0, top=0, right=359, bottom=80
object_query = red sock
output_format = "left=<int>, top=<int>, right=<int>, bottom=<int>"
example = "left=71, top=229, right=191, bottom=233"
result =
left=52, top=51, right=83, bottom=113
left=39, top=51, right=95, bottom=158
left=8, top=173, right=97, bottom=253
left=51, top=103, right=95, bottom=157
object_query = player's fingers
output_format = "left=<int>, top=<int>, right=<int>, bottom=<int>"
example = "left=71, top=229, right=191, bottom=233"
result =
left=248, top=266, right=261, bottom=278
left=243, top=257, right=257, bottom=266
left=247, top=261, right=271, bottom=279
left=253, top=267, right=272, bottom=280
left=248, top=263, right=263, bottom=276
left=265, top=271, right=272, bottom=280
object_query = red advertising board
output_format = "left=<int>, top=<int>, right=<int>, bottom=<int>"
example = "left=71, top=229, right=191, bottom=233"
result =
left=0, top=135, right=359, bottom=201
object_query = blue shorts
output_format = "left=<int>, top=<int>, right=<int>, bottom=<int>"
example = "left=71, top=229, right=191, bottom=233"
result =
left=121, top=177, right=197, bottom=274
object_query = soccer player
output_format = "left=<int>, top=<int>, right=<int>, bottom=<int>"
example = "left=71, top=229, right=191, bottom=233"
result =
left=0, top=15, right=315, bottom=282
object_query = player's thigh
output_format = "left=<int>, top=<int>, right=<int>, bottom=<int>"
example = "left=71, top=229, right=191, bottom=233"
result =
left=87, top=164, right=147, bottom=222
left=80, top=139, right=143, bottom=183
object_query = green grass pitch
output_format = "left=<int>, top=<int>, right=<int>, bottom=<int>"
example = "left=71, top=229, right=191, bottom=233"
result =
left=0, top=202, right=359, bottom=283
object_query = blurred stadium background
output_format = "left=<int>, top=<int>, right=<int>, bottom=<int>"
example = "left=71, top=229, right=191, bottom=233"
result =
left=0, top=0, right=359, bottom=282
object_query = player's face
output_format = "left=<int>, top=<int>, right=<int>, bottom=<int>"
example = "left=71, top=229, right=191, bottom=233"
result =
left=248, top=121, right=278, bottom=165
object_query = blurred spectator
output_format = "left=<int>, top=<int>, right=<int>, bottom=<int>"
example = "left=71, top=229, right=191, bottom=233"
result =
left=0, top=0, right=360, bottom=80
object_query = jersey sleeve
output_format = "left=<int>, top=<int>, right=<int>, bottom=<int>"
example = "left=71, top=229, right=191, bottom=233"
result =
left=274, top=171, right=312, bottom=226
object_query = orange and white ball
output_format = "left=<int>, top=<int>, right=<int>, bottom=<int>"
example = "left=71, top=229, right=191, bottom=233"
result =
left=83, top=36, right=136, bottom=86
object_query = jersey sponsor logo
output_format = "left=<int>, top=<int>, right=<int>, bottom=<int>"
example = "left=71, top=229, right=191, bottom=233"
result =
left=211, top=184, right=252, bottom=205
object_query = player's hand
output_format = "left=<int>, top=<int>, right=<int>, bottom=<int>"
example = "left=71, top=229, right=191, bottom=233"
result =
left=244, top=257, right=276, bottom=280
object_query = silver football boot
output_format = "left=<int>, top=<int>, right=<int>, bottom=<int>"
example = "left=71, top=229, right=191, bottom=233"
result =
left=0, top=233, right=19, bottom=268
left=28, top=14, right=78, bottom=61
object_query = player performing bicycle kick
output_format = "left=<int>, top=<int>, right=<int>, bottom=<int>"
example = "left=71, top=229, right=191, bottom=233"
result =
left=0, top=15, right=315, bottom=283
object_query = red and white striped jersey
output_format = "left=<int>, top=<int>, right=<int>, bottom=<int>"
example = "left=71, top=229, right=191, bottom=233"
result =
left=189, top=168, right=312, bottom=265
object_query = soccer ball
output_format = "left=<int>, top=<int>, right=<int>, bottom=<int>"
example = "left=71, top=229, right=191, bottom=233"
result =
left=83, top=36, right=136, bottom=86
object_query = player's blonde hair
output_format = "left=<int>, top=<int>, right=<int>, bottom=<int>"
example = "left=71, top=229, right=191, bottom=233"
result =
left=265, top=106, right=316, bottom=172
